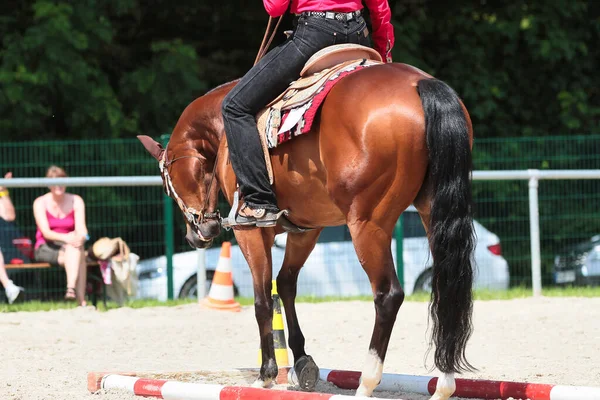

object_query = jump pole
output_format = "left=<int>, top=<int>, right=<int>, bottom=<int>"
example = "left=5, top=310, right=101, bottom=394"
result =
left=97, top=373, right=399, bottom=400
left=89, top=368, right=600, bottom=400
left=320, top=368, right=600, bottom=400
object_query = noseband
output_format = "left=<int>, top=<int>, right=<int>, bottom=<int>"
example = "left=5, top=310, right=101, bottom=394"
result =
left=159, top=149, right=220, bottom=235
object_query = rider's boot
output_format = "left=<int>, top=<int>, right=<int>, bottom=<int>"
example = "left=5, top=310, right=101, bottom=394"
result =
left=236, top=203, right=284, bottom=227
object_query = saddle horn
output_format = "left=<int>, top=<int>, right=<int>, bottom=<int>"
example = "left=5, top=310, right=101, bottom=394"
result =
left=137, top=135, right=165, bottom=161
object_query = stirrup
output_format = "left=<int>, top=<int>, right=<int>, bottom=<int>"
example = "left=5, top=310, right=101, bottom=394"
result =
left=221, top=190, right=285, bottom=229
left=221, top=190, right=241, bottom=230
left=220, top=190, right=316, bottom=233
left=236, top=203, right=285, bottom=227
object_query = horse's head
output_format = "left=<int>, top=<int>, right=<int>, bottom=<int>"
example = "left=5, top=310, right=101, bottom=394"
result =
left=138, top=135, right=221, bottom=249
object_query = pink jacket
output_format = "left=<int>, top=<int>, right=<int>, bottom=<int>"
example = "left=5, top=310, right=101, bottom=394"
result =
left=263, top=0, right=395, bottom=62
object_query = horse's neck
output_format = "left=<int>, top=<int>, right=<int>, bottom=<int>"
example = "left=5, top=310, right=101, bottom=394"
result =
left=215, top=135, right=239, bottom=208
left=192, top=81, right=239, bottom=206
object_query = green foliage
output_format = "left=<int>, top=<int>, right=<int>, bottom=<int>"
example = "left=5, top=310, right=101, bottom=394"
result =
left=0, top=0, right=210, bottom=140
left=390, top=0, right=599, bottom=138
left=1, top=1, right=122, bottom=139
left=119, top=39, right=207, bottom=136
left=1, top=1, right=597, bottom=141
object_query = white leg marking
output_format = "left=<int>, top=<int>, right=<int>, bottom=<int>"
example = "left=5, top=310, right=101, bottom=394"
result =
left=251, top=377, right=273, bottom=388
left=429, top=373, right=456, bottom=400
left=355, top=349, right=383, bottom=397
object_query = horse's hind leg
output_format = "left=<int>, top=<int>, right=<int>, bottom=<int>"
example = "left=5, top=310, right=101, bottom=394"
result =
left=347, top=220, right=405, bottom=397
left=276, top=229, right=322, bottom=391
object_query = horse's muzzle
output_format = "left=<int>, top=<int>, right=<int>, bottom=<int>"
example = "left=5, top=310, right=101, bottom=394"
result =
left=185, top=224, right=214, bottom=249
left=198, top=219, right=221, bottom=239
left=185, top=219, right=221, bottom=249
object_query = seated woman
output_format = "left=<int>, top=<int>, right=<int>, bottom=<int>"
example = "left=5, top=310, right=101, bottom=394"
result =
left=33, top=166, right=89, bottom=306
left=0, top=171, right=25, bottom=304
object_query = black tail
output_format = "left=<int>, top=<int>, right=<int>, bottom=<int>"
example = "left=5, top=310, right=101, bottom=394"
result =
left=416, top=78, right=475, bottom=373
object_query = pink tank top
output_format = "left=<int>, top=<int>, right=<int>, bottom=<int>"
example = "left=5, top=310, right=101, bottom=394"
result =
left=35, top=209, right=76, bottom=249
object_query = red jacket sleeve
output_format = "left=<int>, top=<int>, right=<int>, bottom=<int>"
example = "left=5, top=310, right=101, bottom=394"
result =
left=263, top=0, right=290, bottom=17
left=363, top=0, right=395, bottom=62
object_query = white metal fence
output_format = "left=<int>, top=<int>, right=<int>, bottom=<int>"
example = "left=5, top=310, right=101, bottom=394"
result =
left=473, top=170, right=600, bottom=296
left=2, top=169, right=599, bottom=298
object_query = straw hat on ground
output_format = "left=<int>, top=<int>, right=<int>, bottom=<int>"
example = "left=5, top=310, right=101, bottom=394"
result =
left=92, top=237, right=128, bottom=261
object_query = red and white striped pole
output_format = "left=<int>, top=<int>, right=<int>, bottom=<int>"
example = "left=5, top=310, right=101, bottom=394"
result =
left=100, top=374, right=398, bottom=400
left=319, top=368, right=600, bottom=400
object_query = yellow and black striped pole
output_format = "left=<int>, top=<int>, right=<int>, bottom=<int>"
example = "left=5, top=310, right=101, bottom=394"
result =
left=258, top=280, right=290, bottom=366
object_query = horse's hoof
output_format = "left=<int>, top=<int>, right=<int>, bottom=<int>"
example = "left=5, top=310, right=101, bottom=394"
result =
left=290, top=355, right=319, bottom=392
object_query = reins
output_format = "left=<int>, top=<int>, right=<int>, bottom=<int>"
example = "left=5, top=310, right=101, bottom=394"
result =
left=201, top=15, right=281, bottom=222
left=254, top=16, right=284, bottom=65
left=163, top=14, right=284, bottom=231
left=163, top=155, right=205, bottom=168
left=202, top=150, right=220, bottom=219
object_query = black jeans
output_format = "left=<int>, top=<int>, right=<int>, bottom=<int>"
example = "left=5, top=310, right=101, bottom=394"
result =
left=221, top=14, right=372, bottom=211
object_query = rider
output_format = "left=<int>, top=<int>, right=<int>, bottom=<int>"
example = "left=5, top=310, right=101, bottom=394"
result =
left=222, top=0, right=395, bottom=227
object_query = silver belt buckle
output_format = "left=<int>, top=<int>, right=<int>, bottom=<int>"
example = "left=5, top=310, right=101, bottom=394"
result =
left=325, top=11, right=335, bottom=19
left=346, top=12, right=353, bottom=21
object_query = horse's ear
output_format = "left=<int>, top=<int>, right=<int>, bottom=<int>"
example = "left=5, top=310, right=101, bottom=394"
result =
left=137, top=135, right=165, bottom=161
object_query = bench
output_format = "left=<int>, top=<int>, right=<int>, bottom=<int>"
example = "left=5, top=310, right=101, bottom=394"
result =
left=6, top=261, right=108, bottom=308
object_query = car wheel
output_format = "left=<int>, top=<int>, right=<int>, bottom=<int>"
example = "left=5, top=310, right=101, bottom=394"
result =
left=178, top=270, right=239, bottom=299
left=414, top=268, right=433, bottom=293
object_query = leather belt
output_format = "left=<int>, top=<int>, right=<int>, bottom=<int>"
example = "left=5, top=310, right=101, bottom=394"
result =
left=298, top=10, right=362, bottom=22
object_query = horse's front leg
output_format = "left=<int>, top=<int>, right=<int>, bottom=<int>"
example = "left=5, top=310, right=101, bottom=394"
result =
left=276, top=229, right=322, bottom=391
left=236, top=228, right=278, bottom=388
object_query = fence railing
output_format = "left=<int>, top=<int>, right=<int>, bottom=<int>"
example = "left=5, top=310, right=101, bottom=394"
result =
left=1, top=170, right=599, bottom=301
left=473, top=169, right=600, bottom=296
left=2, top=135, right=600, bottom=301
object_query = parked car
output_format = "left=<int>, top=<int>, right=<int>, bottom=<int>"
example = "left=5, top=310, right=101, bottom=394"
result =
left=553, top=235, right=600, bottom=286
left=136, top=206, right=509, bottom=300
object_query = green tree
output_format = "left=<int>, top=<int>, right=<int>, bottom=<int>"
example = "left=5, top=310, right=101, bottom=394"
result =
left=391, top=0, right=599, bottom=138
left=0, top=0, right=206, bottom=140
left=2, top=1, right=597, bottom=141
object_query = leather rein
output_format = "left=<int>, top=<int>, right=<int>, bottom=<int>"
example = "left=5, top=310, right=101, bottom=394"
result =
left=254, top=16, right=284, bottom=65
left=159, top=15, right=282, bottom=233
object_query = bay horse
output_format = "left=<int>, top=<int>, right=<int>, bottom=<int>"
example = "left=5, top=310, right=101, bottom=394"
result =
left=138, top=62, right=475, bottom=399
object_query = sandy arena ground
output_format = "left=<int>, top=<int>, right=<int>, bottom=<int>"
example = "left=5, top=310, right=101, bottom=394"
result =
left=1, top=297, right=599, bottom=400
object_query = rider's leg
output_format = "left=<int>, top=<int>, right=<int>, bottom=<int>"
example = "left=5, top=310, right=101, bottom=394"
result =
left=221, top=16, right=344, bottom=227
left=221, top=39, right=308, bottom=226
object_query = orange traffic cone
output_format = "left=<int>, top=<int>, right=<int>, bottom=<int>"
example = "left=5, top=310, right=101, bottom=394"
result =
left=200, top=242, right=241, bottom=312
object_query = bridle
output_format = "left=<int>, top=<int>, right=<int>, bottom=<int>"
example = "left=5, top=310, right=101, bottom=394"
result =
left=159, top=147, right=221, bottom=235
left=156, top=15, right=281, bottom=234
